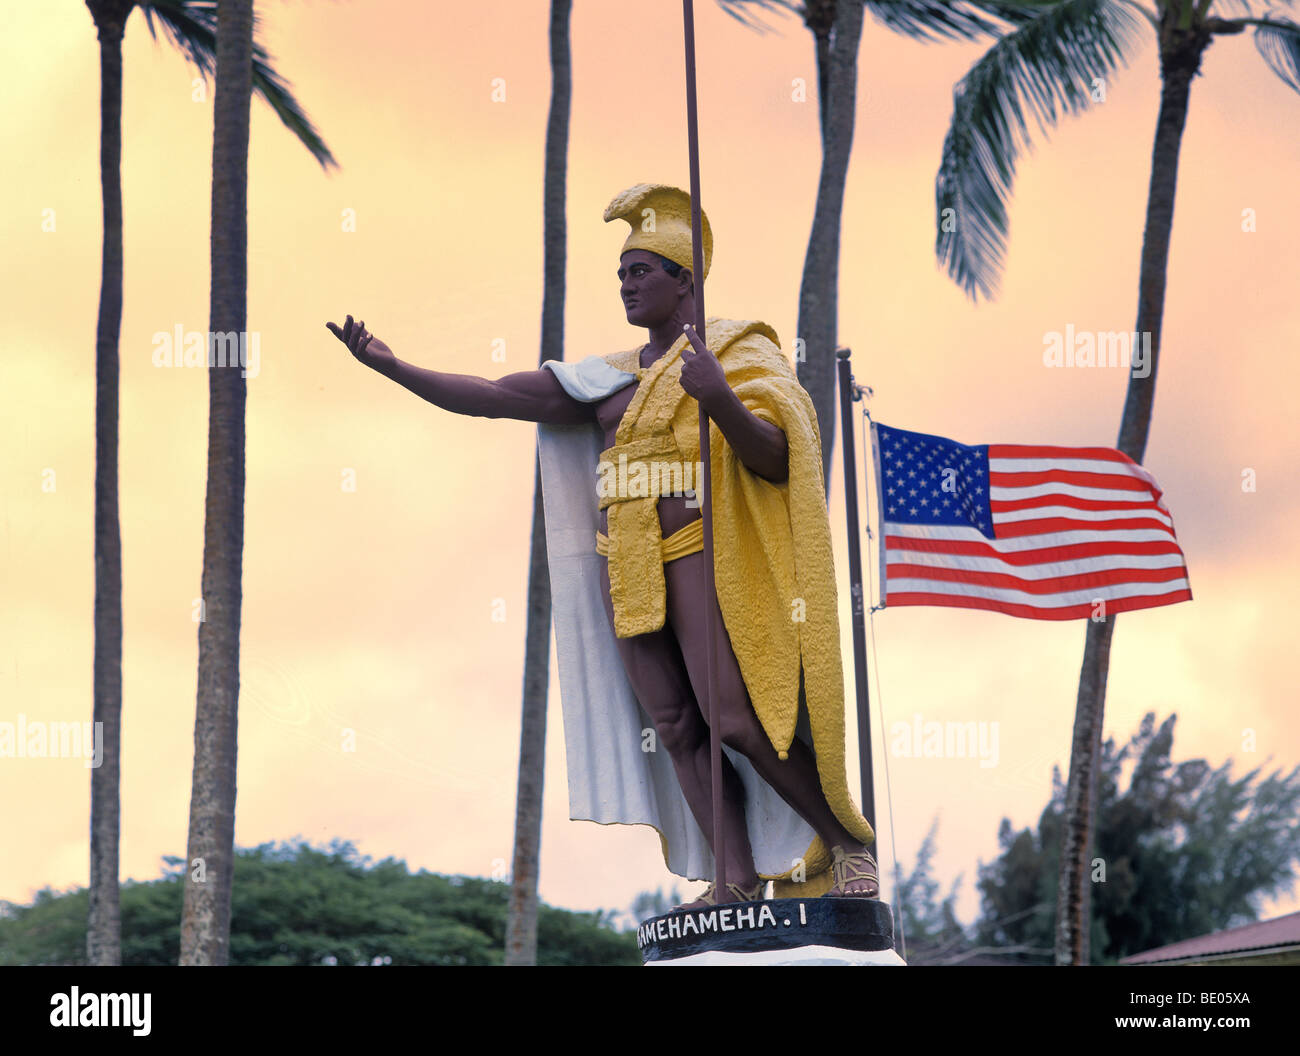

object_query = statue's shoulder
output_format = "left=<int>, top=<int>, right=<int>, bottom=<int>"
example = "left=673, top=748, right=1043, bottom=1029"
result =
left=543, top=353, right=636, bottom=403
left=707, top=316, right=781, bottom=352
left=709, top=317, right=794, bottom=376
left=600, top=346, right=642, bottom=375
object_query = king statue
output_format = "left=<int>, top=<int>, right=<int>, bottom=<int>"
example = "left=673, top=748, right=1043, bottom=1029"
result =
left=327, top=183, right=879, bottom=910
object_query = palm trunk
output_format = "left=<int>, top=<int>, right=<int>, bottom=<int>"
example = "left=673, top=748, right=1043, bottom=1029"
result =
left=803, top=0, right=836, bottom=145
left=1054, top=14, right=1211, bottom=966
left=796, top=0, right=863, bottom=497
left=504, top=0, right=571, bottom=967
left=86, top=0, right=134, bottom=967
left=179, top=0, right=253, bottom=966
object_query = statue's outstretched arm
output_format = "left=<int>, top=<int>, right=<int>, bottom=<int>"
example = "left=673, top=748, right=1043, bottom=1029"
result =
left=327, top=314, right=591, bottom=424
left=382, top=361, right=593, bottom=424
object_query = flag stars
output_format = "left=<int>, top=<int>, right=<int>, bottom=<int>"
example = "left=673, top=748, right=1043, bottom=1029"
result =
left=876, top=426, right=993, bottom=537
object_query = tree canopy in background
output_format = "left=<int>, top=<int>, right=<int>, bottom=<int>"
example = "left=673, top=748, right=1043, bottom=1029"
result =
left=0, top=840, right=637, bottom=966
left=976, top=712, right=1300, bottom=964
left=858, top=712, right=1299, bottom=965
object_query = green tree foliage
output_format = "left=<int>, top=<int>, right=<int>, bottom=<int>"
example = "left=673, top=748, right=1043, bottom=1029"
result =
left=628, top=885, right=685, bottom=924
left=976, top=713, right=1300, bottom=964
left=889, top=818, right=970, bottom=965
left=0, top=840, right=638, bottom=966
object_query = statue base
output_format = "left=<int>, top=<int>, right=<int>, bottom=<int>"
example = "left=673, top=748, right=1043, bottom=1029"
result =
left=637, top=897, right=902, bottom=966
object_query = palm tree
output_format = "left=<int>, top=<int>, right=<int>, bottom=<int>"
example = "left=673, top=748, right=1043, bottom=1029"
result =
left=178, top=0, right=254, bottom=966
left=83, top=0, right=334, bottom=965
left=720, top=0, right=1022, bottom=493
left=933, top=0, right=1300, bottom=963
left=504, top=0, right=572, bottom=967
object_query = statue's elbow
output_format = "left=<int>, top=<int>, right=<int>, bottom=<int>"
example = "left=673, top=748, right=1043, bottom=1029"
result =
left=770, top=439, right=790, bottom=484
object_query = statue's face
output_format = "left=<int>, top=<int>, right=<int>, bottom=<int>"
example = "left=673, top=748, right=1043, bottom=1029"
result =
left=618, top=249, right=691, bottom=328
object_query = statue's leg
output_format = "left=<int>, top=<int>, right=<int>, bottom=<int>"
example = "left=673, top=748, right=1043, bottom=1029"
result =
left=663, top=549, right=876, bottom=890
left=597, top=555, right=758, bottom=889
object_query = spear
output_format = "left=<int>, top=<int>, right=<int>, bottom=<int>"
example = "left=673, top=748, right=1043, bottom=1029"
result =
left=681, top=0, right=726, bottom=898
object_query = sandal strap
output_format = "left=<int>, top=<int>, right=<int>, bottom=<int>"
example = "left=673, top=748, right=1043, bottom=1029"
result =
left=679, top=878, right=765, bottom=910
left=831, top=847, right=879, bottom=890
left=681, top=881, right=720, bottom=909
left=725, top=880, right=766, bottom=901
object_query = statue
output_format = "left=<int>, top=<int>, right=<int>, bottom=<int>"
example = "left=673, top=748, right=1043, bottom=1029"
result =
left=327, top=183, right=879, bottom=911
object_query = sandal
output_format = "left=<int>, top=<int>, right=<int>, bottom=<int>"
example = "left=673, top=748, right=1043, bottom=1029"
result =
left=673, top=878, right=766, bottom=912
left=825, top=845, right=880, bottom=898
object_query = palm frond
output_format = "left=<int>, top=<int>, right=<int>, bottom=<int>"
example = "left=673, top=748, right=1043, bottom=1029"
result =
left=716, top=0, right=800, bottom=34
left=141, top=0, right=337, bottom=170
left=720, top=0, right=1036, bottom=42
left=936, top=0, right=1145, bottom=301
left=1252, top=13, right=1300, bottom=92
left=863, top=0, right=1027, bottom=41
left=1209, top=0, right=1262, bottom=18
left=972, top=0, right=1067, bottom=27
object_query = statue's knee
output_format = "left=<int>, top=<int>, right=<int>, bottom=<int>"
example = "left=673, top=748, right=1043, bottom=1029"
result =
left=656, top=706, right=706, bottom=755
left=718, top=709, right=764, bottom=756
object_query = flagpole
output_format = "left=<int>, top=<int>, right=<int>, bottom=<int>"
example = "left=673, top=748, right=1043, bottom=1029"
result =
left=836, top=347, right=876, bottom=838
left=681, top=0, right=725, bottom=899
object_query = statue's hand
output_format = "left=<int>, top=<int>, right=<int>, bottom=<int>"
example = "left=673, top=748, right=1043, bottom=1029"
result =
left=678, top=323, right=731, bottom=416
left=326, top=314, right=396, bottom=373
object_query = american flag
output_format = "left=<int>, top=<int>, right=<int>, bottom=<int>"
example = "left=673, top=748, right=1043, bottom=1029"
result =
left=871, top=422, right=1191, bottom=620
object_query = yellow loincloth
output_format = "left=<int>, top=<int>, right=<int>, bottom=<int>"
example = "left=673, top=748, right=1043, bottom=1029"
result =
left=595, top=517, right=703, bottom=563
left=596, top=317, right=875, bottom=896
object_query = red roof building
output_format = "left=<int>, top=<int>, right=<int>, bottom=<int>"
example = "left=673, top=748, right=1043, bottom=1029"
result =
left=1120, top=911, right=1300, bottom=966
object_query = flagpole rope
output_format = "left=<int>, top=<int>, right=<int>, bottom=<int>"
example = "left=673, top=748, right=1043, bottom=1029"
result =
left=860, top=402, right=905, bottom=961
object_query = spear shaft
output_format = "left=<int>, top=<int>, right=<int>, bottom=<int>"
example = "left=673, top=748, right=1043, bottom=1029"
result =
left=681, top=0, right=726, bottom=898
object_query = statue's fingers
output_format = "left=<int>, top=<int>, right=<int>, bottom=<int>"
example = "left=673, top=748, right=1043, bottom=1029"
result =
left=682, top=323, right=708, bottom=356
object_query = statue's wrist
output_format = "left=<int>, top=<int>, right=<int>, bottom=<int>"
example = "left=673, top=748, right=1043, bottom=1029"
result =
left=372, top=354, right=401, bottom=381
left=702, top=384, right=740, bottom=424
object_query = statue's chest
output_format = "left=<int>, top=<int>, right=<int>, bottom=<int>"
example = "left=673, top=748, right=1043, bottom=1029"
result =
left=595, top=381, right=639, bottom=447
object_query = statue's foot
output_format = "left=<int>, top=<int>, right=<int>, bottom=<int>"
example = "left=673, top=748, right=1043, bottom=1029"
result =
left=674, top=877, right=766, bottom=912
left=823, top=844, right=880, bottom=898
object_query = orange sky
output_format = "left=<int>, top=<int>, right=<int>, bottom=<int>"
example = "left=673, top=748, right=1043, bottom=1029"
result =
left=3, top=0, right=1297, bottom=934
